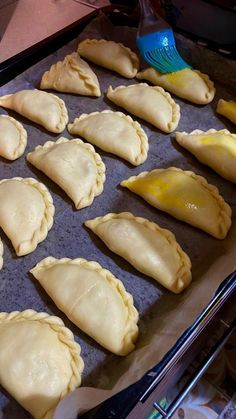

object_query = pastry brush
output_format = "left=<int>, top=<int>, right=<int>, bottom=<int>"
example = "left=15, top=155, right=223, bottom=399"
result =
left=136, top=0, right=191, bottom=73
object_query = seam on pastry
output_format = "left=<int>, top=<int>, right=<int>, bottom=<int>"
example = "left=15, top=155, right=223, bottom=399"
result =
left=107, top=84, right=180, bottom=132
left=85, top=212, right=192, bottom=292
left=78, top=39, right=139, bottom=75
left=0, top=238, right=3, bottom=270
left=68, top=110, right=149, bottom=165
left=122, top=168, right=232, bottom=239
left=0, top=177, right=55, bottom=256
left=27, top=137, right=106, bottom=209
left=31, top=257, right=139, bottom=355
left=176, top=128, right=235, bottom=139
left=67, top=54, right=100, bottom=96
left=194, top=70, right=216, bottom=101
left=0, top=309, right=84, bottom=417
left=0, top=115, right=27, bottom=160
left=48, top=92, right=69, bottom=132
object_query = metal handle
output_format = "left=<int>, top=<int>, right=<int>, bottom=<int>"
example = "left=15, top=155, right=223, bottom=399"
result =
left=153, top=319, right=236, bottom=418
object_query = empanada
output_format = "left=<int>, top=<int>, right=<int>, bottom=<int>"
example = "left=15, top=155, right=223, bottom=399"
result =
left=85, top=212, right=192, bottom=293
left=0, top=114, right=27, bottom=160
left=136, top=68, right=215, bottom=104
left=40, top=52, right=101, bottom=97
left=0, top=177, right=54, bottom=256
left=77, top=39, right=139, bottom=78
left=216, top=99, right=236, bottom=124
left=0, top=89, right=68, bottom=133
left=107, top=83, right=180, bottom=132
left=176, top=129, right=236, bottom=183
left=68, top=110, right=148, bottom=165
left=27, top=137, right=105, bottom=209
left=31, top=257, right=139, bottom=355
left=0, top=309, right=84, bottom=419
left=0, top=238, right=3, bottom=270
left=121, top=168, right=232, bottom=239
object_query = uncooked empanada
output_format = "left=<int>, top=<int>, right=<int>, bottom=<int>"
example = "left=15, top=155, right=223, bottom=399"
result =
left=40, top=52, right=101, bottom=97
left=107, top=83, right=180, bottom=133
left=121, top=168, right=232, bottom=239
left=136, top=68, right=215, bottom=104
left=85, top=212, right=192, bottom=293
left=0, top=89, right=68, bottom=133
left=176, top=129, right=236, bottom=183
left=216, top=99, right=236, bottom=124
left=0, top=238, right=3, bottom=270
left=0, top=177, right=54, bottom=256
left=0, top=115, right=27, bottom=160
left=31, top=257, right=139, bottom=355
left=68, top=110, right=148, bottom=165
left=27, top=137, right=105, bottom=209
left=0, top=309, right=84, bottom=419
left=78, top=39, right=139, bottom=78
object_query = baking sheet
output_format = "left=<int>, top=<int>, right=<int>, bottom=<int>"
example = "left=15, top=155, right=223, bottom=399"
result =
left=0, top=11, right=236, bottom=419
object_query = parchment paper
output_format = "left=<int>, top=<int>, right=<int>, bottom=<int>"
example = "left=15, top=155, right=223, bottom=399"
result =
left=0, top=12, right=235, bottom=419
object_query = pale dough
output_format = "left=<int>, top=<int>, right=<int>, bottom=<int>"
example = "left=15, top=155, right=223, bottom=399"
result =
left=0, top=114, right=27, bottom=160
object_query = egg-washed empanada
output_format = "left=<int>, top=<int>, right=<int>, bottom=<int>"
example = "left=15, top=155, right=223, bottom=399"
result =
left=0, top=309, right=84, bottom=419
left=0, top=177, right=54, bottom=256
left=85, top=212, right=192, bottom=294
left=31, top=257, right=139, bottom=355
left=27, top=137, right=106, bottom=209
left=176, top=129, right=236, bottom=183
left=0, top=115, right=27, bottom=160
left=107, top=83, right=180, bottom=133
left=121, top=168, right=232, bottom=239
left=136, top=68, right=215, bottom=105
left=40, top=52, right=101, bottom=97
left=68, top=110, right=149, bottom=166
left=216, top=99, right=236, bottom=124
left=0, top=238, right=3, bottom=270
left=0, top=89, right=68, bottom=133
left=77, top=39, right=139, bottom=78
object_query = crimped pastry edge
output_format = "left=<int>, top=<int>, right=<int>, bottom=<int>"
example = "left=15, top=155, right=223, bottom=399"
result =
left=40, top=52, right=101, bottom=97
left=68, top=109, right=149, bottom=166
left=78, top=39, right=139, bottom=77
left=0, top=308, right=84, bottom=418
left=216, top=99, right=236, bottom=124
left=0, top=114, right=27, bottom=160
left=85, top=211, right=192, bottom=293
left=107, top=83, right=180, bottom=133
left=120, top=168, right=232, bottom=239
left=31, top=256, right=139, bottom=355
left=27, top=137, right=106, bottom=209
left=0, top=177, right=55, bottom=256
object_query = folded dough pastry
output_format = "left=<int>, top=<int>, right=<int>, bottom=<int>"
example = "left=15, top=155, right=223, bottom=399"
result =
left=31, top=257, right=139, bottom=355
left=0, top=309, right=84, bottom=419
left=0, top=89, right=68, bottom=133
left=85, top=212, right=192, bottom=293
left=40, top=52, right=101, bottom=97
left=216, top=99, right=236, bottom=124
left=176, top=129, right=236, bottom=183
left=68, top=110, right=148, bottom=165
left=27, top=137, right=105, bottom=209
left=78, top=39, right=139, bottom=78
left=121, top=168, right=232, bottom=239
left=0, top=114, right=27, bottom=160
left=136, top=68, right=215, bottom=104
left=0, top=239, right=3, bottom=271
left=0, top=177, right=54, bottom=256
left=107, top=84, right=180, bottom=133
